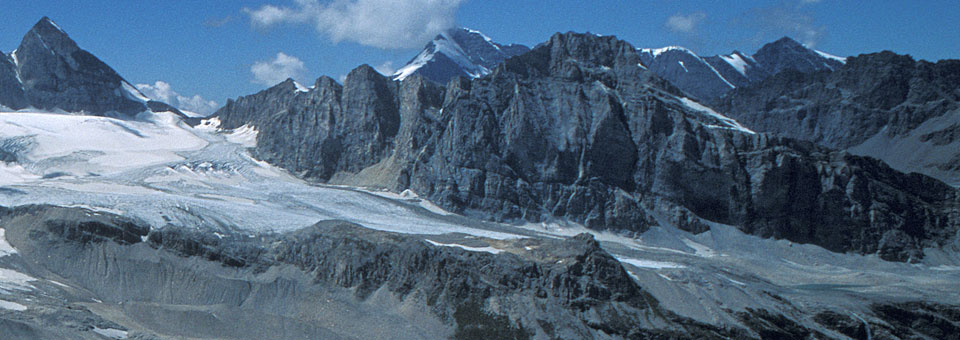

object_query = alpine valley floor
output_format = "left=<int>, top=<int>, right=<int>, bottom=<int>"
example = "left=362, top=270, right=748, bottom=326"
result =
left=0, top=110, right=958, bottom=339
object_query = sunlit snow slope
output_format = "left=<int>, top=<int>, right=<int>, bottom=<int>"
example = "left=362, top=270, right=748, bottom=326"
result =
left=0, top=111, right=519, bottom=238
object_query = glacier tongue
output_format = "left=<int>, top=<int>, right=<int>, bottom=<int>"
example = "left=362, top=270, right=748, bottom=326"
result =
left=0, top=110, right=521, bottom=239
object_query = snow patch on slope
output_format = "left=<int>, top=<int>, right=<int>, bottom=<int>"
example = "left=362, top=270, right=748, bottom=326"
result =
left=425, top=239, right=503, bottom=254
left=616, top=257, right=686, bottom=269
left=679, top=97, right=755, bottom=134
left=0, top=268, right=35, bottom=294
left=719, top=53, right=749, bottom=76
left=815, top=50, right=847, bottom=64
left=0, top=300, right=27, bottom=311
left=0, top=229, right=16, bottom=258
left=226, top=124, right=259, bottom=148
left=92, top=327, right=129, bottom=339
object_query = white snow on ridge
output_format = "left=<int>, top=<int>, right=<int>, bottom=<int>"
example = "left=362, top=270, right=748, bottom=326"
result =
left=44, top=18, right=66, bottom=34
left=463, top=27, right=499, bottom=51
left=293, top=81, right=311, bottom=93
left=120, top=81, right=150, bottom=103
left=815, top=50, right=847, bottom=64
left=679, top=97, right=755, bottom=134
left=640, top=46, right=695, bottom=58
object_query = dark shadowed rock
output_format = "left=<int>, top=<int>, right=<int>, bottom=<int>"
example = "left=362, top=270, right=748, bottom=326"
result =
left=0, top=53, right=27, bottom=109
left=753, top=37, right=845, bottom=75
left=12, top=17, right=147, bottom=115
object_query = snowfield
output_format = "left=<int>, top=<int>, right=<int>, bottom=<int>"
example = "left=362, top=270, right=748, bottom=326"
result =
left=0, top=110, right=520, bottom=239
left=0, top=109, right=958, bottom=325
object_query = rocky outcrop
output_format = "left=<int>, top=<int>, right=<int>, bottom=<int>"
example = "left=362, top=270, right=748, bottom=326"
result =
left=214, top=32, right=960, bottom=262
left=713, top=51, right=960, bottom=184
left=0, top=204, right=750, bottom=339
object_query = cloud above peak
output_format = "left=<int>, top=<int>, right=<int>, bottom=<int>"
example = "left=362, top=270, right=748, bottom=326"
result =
left=665, top=12, right=706, bottom=33
left=244, top=0, right=463, bottom=49
left=136, top=81, right=219, bottom=116
left=251, top=52, right=307, bottom=86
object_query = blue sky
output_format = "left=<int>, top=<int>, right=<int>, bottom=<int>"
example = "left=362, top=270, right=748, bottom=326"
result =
left=1, top=0, right=958, bottom=114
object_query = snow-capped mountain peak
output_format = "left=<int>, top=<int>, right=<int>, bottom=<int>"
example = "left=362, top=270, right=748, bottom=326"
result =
left=393, top=27, right=529, bottom=83
left=638, top=45, right=736, bottom=100
left=753, top=36, right=845, bottom=73
left=638, top=36, right=846, bottom=101
left=0, top=17, right=185, bottom=117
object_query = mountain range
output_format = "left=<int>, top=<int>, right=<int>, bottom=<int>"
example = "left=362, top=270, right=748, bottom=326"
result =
left=1, top=17, right=959, bottom=339
left=638, top=37, right=845, bottom=101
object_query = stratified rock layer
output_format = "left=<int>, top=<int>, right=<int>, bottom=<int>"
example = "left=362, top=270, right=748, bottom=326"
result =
left=215, top=32, right=960, bottom=262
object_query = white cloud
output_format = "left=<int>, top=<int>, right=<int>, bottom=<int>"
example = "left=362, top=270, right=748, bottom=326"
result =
left=665, top=12, right=706, bottom=33
left=243, top=0, right=463, bottom=49
left=749, top=5, right=825, bottom=48
left=135, top=81, right=219, bottom=116
left=251, top=52, right=307, bottom=86
left=374, top=61, right=396, bottom=76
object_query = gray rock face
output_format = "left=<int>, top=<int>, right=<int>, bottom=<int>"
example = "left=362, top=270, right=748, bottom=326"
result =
left=0, top=17, right=161, bottom=116
left=638, top=37, right=843, bottom=102
left=0, top=204, right=748, bottom=339
left=0, top=53, right=27, bottom=109
left=713, top=51, right=960, bottom=184
left=753, top=37, right=844, bottom=75
left=215, top=32, right=960, bottom=262
left=392, top=27, right=530, bottom=84
left=703, top=51, right=768, bottom=88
